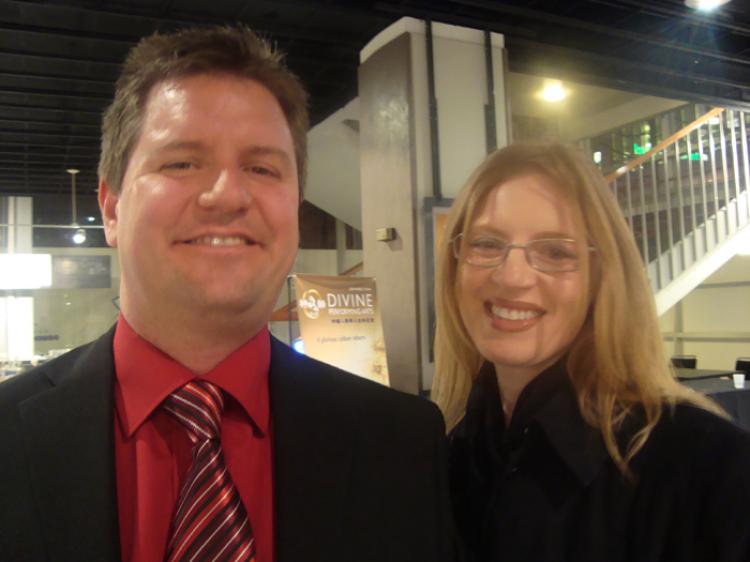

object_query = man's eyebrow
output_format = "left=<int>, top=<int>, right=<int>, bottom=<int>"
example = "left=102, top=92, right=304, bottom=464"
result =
left=153, top=141, right=294, bottom=167
left=243, top=145, right=293, bottom=167
left=156, top=140, right=205, bottom=152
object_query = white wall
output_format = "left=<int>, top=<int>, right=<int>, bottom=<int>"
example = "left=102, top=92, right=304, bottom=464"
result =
left=661, top=254, right=750, bottom=370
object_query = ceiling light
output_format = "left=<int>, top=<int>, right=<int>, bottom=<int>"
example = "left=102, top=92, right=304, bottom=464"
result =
left=538, top=80, right=567, bottom=103
left=685, top=0, right=731, bottom=11
left=72, top=228, right=87, bottom=245
left=67, top=168, right=81, bottom=244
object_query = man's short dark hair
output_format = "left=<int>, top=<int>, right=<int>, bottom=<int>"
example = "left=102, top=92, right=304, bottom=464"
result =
left=99, top=25, right=309, bottom=194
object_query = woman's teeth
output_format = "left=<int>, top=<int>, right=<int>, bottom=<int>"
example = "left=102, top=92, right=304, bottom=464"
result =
left=491, top=306, right=542, bottom=321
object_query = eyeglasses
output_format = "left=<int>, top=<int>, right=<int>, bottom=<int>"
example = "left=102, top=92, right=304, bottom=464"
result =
left=451, top=233, right=595, bottom=273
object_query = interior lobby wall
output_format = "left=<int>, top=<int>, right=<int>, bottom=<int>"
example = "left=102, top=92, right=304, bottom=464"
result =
left=661, top=255, right=750, bottom=371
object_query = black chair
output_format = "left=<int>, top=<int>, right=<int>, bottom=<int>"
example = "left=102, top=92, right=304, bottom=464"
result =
left=671, top=355, right=697, bottom=369
left=735, top=357, right=750, bottom=376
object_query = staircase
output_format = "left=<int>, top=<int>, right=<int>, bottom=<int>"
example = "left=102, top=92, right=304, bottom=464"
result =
left=603, top=107, right=750, bottom=315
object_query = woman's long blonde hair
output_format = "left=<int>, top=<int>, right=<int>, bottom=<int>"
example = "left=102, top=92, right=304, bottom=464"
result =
left=433, top=143, right=721, bottom=474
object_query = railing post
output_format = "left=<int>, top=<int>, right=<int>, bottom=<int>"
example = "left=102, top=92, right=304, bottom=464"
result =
left=718, top=116, right=732, bottom=235
left=650, top=156, right=663, bottom=289
left=638, top=164, right=649, bottom=265
left=697, top=125, right=710, bottom=251
left=625, top=170, right=634, bottom=232
left=741, top=112, right=750, bottom=224
left=685, top=131, right=699, bottom=262
left=707, top=121, right=721, bottom=243
left=663, top=146, right=675, bottom=282
left=674, top=139, right=686, bottom=273
left=727, top=110, right=743, bottom=230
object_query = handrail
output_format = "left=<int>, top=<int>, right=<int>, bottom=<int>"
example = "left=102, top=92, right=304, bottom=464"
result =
left=605, top=107, right=725, bottom=183
left=270, top=302, right=296, bottom=322
left=269, top=260, right=365, bottom=322
left=340, top=261, right=363, bottom=276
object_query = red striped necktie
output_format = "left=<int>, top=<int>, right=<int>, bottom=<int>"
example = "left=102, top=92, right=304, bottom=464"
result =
left=163, top=379, right=256, bottom=562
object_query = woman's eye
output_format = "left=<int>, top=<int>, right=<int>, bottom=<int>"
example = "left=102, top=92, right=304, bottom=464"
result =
left=470, top=238, right=504, bottom=250
left=538, top=243, right=576, bottom=260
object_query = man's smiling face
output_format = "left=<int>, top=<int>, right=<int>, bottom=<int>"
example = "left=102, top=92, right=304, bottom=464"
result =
left=99, top=73, right=299, bottom=326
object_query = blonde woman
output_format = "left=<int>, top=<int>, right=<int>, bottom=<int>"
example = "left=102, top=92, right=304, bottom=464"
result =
left=433, top=143, right=750, bottom=562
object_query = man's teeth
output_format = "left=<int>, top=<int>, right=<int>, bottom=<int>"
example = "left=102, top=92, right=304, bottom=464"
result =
left=190, top=236, right=248, bottom=246
left=491, top=306, right=541, bottom=321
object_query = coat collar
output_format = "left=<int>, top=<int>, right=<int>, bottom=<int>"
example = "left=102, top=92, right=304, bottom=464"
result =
left=18, top=326, right=121, bottom=561
left=458, top=359, right=608, bottom=488
left=269, top=336, right=355, bottom=562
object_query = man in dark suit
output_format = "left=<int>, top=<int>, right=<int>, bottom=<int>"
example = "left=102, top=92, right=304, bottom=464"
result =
left=0, top=26, right=454, bottom=562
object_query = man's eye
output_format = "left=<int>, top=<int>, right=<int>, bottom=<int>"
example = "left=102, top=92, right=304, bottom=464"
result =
left=249, top=165, right=279, bottom=178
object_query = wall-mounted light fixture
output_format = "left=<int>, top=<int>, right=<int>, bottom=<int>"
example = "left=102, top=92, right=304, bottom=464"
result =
left=375, top=227, right=397, bottom=242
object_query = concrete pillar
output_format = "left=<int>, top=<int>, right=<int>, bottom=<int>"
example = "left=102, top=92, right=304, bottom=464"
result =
left=359, top=17, right=510, bottom=394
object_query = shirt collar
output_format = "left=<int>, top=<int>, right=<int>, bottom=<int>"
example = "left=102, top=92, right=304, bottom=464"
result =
left=461, top=359, right=608, bottom=487
left=113, top=315, right=271, bottom=438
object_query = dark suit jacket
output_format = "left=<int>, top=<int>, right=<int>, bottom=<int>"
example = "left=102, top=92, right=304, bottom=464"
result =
left=0, top=328, right=455, bottom=562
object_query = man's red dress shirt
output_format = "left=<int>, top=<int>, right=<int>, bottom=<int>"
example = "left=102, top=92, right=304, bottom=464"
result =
left=112, top=316, right=274, bottom=562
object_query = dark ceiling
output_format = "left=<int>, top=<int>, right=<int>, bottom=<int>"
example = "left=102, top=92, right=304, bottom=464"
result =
left=2, top=0, right=750, bottom=201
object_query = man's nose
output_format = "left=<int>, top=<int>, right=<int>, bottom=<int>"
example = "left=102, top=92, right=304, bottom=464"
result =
left=490, top=247, right=536, bottom=287
left=197, top=168, right=252, bottom=213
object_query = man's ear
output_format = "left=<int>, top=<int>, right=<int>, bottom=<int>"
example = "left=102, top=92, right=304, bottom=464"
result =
left=98, top=179, right=119, bottom=248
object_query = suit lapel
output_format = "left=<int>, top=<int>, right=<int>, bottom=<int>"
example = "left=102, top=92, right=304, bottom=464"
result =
left=19, top=328, right=120, bottom=561
left=269, top=337, right=355, bottom=562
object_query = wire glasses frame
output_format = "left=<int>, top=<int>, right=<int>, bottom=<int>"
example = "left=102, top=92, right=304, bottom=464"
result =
left=450, top=233, right=595, bottom=273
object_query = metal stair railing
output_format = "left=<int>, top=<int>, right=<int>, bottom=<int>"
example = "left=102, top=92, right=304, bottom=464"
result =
left=605, top=107, right=750, bottom=292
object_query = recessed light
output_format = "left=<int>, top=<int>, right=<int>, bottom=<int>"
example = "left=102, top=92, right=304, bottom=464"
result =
left=538, top=80, right=567, bottom=103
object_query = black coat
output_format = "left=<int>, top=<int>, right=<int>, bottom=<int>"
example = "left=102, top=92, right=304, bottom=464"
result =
left=0, top=328, right=457, bottom=562
left=450, top=361, right=750, bottom=562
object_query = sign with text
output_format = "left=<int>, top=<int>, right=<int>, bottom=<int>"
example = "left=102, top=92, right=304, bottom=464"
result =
left=294, top=274, right=389, bottom=386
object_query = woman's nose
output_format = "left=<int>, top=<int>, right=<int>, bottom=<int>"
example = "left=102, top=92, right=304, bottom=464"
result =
left=490, top=247, right=536, bottom=287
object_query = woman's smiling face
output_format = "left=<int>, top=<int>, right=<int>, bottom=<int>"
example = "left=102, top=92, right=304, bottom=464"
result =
left=456, top=173, right=589, bottom=382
